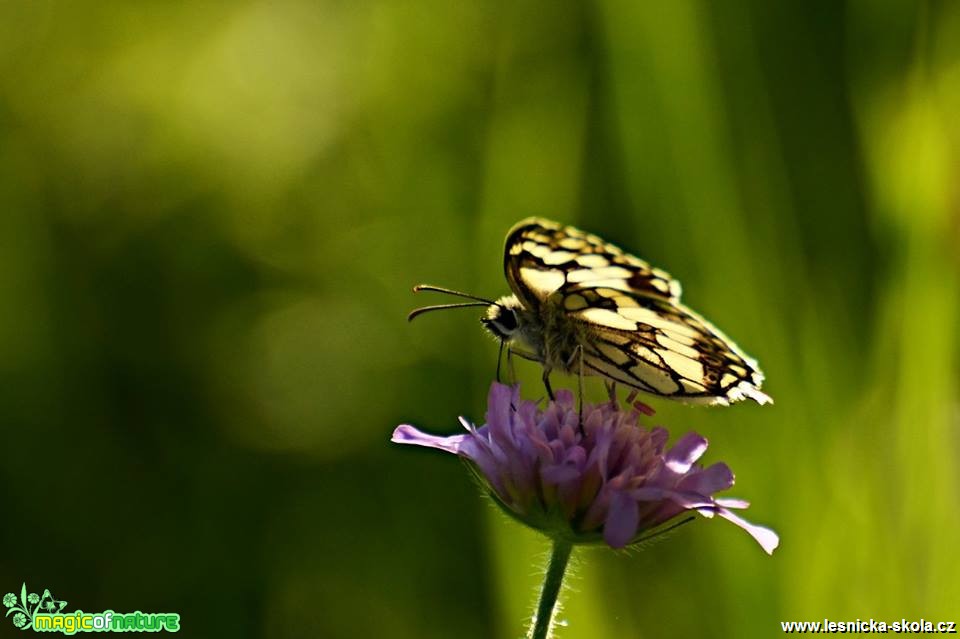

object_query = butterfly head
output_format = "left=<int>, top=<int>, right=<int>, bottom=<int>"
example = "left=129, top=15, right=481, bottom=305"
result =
left=481, top=296, right=523, bottom=340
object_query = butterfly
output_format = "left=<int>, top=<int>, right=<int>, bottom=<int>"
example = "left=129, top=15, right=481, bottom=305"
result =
left=38, top=590, right=67, bottom=613
left=410, top=217, right=771, bottom=406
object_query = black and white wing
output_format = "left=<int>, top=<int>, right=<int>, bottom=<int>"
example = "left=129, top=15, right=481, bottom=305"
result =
left=503, top=217, right=770, bottom=405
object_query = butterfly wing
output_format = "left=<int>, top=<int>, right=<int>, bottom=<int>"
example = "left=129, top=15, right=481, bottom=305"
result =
left=503, top=217, right=770, bottom=405
left=504, top=217, right=681, bottom=310
left=570, top=288, right=769, bottom=405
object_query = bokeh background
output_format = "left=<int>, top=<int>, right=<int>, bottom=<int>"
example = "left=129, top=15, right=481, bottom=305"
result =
left=2, top=1, right=959, bottom=637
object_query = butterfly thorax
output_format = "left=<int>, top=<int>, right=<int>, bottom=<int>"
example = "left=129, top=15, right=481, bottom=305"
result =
left=483, top=294, right=583, bottom=373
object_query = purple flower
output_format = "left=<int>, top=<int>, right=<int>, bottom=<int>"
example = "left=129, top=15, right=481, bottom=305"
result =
left=393, top=382, right=778, bottom=553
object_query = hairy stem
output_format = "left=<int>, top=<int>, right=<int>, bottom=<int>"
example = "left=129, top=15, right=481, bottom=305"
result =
left=528, top=540, right=573, bottom=639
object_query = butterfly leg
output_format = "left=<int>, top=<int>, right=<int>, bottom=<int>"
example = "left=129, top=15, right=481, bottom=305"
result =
left=576, top=345, right=585, bottom=435
left=542, top=368, right=556, bottom=402
left=507, top=347, right=519, bottom=385
left=500, top=344, right=518, bottom=411
left=496, top=340, right=506, bottom=384
left=605, top=380, right=618, bottom=406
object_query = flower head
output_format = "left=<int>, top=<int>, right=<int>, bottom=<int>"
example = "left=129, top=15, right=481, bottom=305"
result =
left=27, top=593, right=39, bottom=605
left=393, top=382, right=778, bottom=553
left=2, top=593, right=15, bottom=608
left=12, top=612, right=26, bottom=628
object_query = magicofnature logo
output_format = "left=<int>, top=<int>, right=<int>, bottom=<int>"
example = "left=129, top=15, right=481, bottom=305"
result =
left=3, top=583, right=180, bottom=634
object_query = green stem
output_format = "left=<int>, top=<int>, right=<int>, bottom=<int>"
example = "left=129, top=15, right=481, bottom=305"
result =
left=528, top=540, right=573, bottom=639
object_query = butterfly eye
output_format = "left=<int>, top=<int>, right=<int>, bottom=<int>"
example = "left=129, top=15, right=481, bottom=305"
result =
left=497, top=309, right=518, bottom=332
left=481, top=305, right=519, bottom=340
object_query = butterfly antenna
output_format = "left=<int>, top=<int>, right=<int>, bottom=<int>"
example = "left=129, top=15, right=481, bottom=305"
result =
left=407, top=302, right=489, bottom=322
left=413, top=284, right=499, bottom=306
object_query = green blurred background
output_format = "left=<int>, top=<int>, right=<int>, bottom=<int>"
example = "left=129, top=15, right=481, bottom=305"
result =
left=1, top=1, right=958, bottom=637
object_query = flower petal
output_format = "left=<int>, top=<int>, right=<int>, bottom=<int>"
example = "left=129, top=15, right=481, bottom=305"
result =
left=630, top=486, right=670, bottom=502
left=715, top=508, right=780, bottom=555
left=484, top=383, right=516, bottom=439
left=665, top=432, right=708, bottom=473
left=391, top=425, right=467, bottom=455
left=542, top=464, right=581, bottom=484
left=666, top=490, right=717, bottom=510
left=715, top=497, right=750, bottom=509
left=555, top=389, right=575, bottom=409
left=678, top=462, right=735, bottom=494
left=604, top=490, right=640, bottom=548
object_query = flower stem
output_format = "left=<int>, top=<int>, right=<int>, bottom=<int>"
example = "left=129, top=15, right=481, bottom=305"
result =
left=528, top=540, right=573, bottom=639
